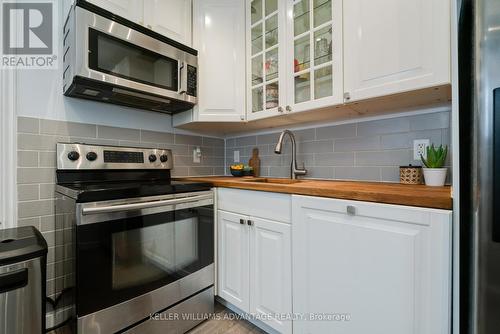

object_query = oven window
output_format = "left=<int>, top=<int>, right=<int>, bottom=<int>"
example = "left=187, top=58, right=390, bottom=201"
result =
left=76, top=206, right=213, bottom=317
left=111, top=217, right=199, bottom=290
left=88, top=28, right=178, bottom=91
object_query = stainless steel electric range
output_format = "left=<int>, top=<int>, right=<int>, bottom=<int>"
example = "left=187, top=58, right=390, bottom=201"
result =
left=55, top=143, right=214, bottom=334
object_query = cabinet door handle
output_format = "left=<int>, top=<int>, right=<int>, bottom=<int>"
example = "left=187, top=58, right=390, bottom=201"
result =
left=240, top=219, right=245, bottom=225
left=247, top=220, right=253, bottom=226
left=346, top=205, right=356, bottom=216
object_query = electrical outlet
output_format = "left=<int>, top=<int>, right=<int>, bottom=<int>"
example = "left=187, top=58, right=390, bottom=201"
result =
left=413, top=139, right=430, bottom=160
left=193, top=147, right=201, bottom=163
left=233, top=150, right=240, bottom=162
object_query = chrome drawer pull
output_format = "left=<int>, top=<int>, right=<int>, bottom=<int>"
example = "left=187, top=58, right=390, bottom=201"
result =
left=346, top=205, right=356, bottom=216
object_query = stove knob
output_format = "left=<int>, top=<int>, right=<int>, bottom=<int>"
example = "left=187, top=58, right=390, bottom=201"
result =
left=86, top=152, right=98, bottom=161
left=67, top=151, right=80, bottom=161
left=149, top=154, right=157, bottom=162
left=160, top=154, right=169, bottom=163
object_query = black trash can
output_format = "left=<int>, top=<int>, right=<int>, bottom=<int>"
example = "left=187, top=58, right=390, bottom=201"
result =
left=0, top=226, right=48, bottom=334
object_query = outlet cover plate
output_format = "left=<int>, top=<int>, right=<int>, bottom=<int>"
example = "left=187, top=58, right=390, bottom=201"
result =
left=413, top=139, right=430, bottom=160
left=234, top=150, right=240, bottom=162
left=193, top=147, right=201, bottom=163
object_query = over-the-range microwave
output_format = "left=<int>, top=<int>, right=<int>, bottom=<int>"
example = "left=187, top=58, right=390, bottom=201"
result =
left=63, top=1, right=197, bottom=113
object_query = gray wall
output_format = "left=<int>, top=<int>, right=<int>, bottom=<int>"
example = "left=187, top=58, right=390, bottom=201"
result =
left=16, top=116, right=224, bottom=299
left=226, top=111, right=451, bottom=182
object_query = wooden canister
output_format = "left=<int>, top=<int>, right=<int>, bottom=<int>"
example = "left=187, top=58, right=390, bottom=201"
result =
left=399, top=165, right=423, bottom=184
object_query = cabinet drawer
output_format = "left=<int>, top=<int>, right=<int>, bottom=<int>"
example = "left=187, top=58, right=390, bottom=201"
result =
left=217, top=188, right=291, bottom=223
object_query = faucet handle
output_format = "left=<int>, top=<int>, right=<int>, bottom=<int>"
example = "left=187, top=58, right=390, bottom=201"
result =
left=296, top=162, right=307, bottom=175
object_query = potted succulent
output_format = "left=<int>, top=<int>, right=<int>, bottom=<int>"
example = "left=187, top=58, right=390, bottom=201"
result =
left=421, top=144, right=448, bottom=186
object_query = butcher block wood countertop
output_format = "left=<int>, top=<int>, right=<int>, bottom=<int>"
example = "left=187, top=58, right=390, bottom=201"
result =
left=176, top=176, right=453, bottom=210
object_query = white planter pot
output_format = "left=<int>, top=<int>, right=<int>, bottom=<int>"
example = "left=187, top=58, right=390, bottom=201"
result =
left=423, top=168, right=447, bottom=186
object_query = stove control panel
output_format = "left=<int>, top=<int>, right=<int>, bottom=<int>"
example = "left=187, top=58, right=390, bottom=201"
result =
left=57, top=143, right=173, bottom=170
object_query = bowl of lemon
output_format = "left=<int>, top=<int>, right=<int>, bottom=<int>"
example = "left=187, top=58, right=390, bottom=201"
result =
left=230, top=163, right=253, bottom=177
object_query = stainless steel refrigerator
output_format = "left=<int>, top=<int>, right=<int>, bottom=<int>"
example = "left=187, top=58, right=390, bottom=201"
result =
left=459, top=0, right=500, bottom=333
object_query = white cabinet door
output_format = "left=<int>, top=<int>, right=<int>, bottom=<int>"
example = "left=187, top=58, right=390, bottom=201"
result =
left=249, top=217, right=292, bottom=334
left=343, top=0, right=450, bottom=102
left=143, top=0, right=192, bottom=45
left=85, top=0, right=144, bottom=23
left=292, top=195, right=451, bottom=334
left=217, top=210, right=250, bottom=312
left=247, top=0, right=288, bottom=121
left=284, top=0, right=344, bottom=114
left=192, top=0, right=246, bottom=122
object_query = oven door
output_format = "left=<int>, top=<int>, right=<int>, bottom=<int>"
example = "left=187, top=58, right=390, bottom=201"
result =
left=75, top=192, right=213, bottom=332
left=73, top=6, right=197, bottom=105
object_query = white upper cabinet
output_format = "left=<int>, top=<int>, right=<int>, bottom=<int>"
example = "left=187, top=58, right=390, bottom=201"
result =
left=247, top=0, right=343, bottom=120
left=285, top=0, right=343, bottom=113
left=85, top=0, right=192, bottom=46
left=247, top=0, right=287, bottom=121
left=143, top=0, right=192, bottom=46
left=85, top=0, right=144, bottom=22
left=343, top=0, right=451, bottom=102
left=191, top=0, right=246, bottom=122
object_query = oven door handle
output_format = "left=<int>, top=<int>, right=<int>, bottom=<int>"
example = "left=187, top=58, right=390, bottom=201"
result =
left=81, top=194, right=212, bottom=215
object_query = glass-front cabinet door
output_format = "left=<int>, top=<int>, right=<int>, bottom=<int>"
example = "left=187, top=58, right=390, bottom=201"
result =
left=286, top=0, right=343, bottom=113
left=247, top=0, right=286, bottom=120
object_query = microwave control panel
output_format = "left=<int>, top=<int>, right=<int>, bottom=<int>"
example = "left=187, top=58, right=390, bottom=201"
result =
left=187, top=65, right=197, bottom=97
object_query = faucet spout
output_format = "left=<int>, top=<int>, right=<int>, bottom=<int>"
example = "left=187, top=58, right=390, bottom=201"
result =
left=274, top=130, right=307, bottom=179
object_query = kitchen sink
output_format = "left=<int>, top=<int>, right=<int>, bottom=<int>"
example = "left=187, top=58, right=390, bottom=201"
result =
left=241, top=178, right=302, bottom=184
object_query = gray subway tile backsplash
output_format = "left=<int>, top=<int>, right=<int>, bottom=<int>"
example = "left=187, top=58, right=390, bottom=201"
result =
left=355, top=150, right=411, bottom=166
left=18, top=117, right=39, bottom=134
left=315, top=152, right=355, bottom=167
left=17, top=151, right=38, bottom=167
left=235, top=135, right=257, bottom=147
left=334, top=136, right=381, bottom=152
left=18, top=134, right=69, bottom=151
left=97, top=125, right=140, bottom=141
left=335, top=167, right=381, bottom=181
left=175, top=134, right=203, bottom=146
left=40, top=119, right=97, bottom=138
left=316, top=123, right=356, bottom=139
left=18, top=184, right=39, bottom=201
left=226, top=110, right=452, bottom=182
left=140, top=130, right=175, bottom=144
left=410, top=111, right=450, bottom=131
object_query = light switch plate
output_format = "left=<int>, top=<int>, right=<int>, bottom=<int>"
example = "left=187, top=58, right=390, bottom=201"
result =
left=413, top=139, right=430, bottom=160
left=234, top=150, right=240, bottom=162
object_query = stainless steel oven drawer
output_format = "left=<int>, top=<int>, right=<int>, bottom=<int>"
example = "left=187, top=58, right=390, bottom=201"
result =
left=124, top=287, right=214, bottom=334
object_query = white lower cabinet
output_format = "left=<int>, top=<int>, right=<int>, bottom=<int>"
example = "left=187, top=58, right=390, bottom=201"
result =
left=291, top=195, right=452, bottom=334
left=250, top=217, right=292, bottom=334
left=217, top=208, right=292, bottom=334
left=218, top=210, right=249, bottom=311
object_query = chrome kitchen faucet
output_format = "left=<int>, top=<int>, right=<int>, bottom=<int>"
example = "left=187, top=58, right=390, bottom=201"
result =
left=274, top=130, right=307, bottom=179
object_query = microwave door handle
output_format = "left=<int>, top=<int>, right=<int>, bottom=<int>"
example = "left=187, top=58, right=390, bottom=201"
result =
left=81, top=194, right=212, bottom=215
left=179, top=61, right=187, bottom=94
